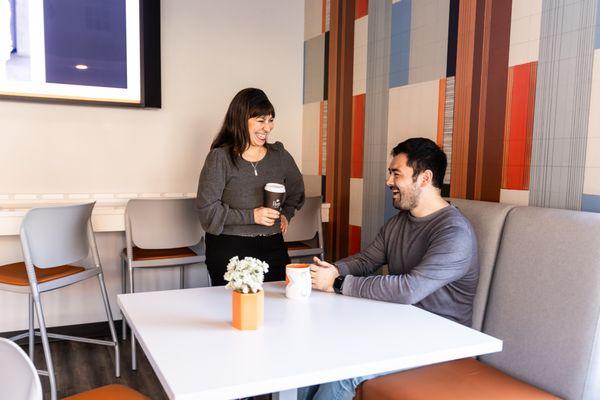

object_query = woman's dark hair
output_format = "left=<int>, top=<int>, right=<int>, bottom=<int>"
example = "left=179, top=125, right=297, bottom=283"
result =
left=391, top=138, right=447, bottom=189
left=211, top=88, right=275, bottom=165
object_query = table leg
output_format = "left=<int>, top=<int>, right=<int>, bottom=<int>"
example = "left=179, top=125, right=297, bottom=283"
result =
left=272, top=389, right=297, bottom=400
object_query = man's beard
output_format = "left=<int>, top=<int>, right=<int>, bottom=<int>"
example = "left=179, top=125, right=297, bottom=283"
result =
left=393, top=182, right=420, bottom=210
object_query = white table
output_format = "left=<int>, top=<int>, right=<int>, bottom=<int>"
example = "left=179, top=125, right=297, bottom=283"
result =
left=118, top=282, right=502, bottom=400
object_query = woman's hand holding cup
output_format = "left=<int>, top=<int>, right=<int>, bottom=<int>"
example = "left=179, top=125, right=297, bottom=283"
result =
left=254, top=207, right=280, bottom=226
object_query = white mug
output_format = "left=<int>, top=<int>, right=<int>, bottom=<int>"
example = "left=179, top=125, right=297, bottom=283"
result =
left=285, top=264, right=312, bottom=300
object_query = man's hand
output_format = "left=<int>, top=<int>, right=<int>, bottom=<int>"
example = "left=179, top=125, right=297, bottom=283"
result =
left=254, top=207, right=280, bottom=226
left=280, top=214, right=289, bottom=234
left=310, top=257, right=340, bottom=293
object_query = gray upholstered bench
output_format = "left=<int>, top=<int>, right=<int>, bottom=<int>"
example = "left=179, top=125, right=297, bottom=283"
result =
left=356, top=200, right=600, bottom=400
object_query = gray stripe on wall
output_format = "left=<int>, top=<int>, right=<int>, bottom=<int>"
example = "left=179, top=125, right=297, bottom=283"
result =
left=408, top=0, right=449, bottom=85
left=361, top=0, right=392, bottom=247
left=529, top=0, right=598, bottom=210
left=303, top=34, right=326, bottom=104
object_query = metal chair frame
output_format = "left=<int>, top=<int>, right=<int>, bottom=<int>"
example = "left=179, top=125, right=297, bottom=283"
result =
left=120, top=198, right=205, bottom=370
left=1, top=203, right=120, bottom=400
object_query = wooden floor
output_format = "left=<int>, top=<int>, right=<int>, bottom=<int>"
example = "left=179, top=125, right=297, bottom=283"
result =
left=29, top=334, right=168, bottom=399
left=24, top=334, right=271, bottom=399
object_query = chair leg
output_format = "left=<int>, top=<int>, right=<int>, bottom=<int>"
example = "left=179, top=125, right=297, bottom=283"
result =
left=97, top=273, right=121, bottom=378
left=121, top=258, right=127, bottom=341
left=28, top=294, right=35, bottom=362
left=33, top=293, right=57, bottom=400
left=128, top=266, right=137, bottom=371
left=180, top=265, right=185, bottom=289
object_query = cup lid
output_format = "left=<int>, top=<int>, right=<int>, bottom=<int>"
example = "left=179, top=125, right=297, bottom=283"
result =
left=265, top=183, right=285, bottom=193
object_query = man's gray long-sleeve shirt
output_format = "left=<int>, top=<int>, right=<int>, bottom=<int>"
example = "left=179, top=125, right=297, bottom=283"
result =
left=336, top=205, right=478, bottom=326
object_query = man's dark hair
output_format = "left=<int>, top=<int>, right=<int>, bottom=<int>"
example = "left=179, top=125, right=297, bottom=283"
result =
left=391, top=138, right=447, bottom=189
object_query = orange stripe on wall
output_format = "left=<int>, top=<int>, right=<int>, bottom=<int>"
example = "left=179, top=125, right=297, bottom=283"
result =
left=473, top=0, right=493, bottom=200
left=351, top=94, right=365, bottom=179
left=501, top=67, right=514, bottom=189
left=502, top=62, right=537, bottom=190
left=355, top=0, right=368, bottom=19
left=476, top=0, right=510, bottom=202
left=524, top=64, right=536, bottom=190
left=349, top=225, right=361, bottom=255
left=451, top=0, right=510, bottom=201
left=437, top=78, right=446, bottom=147
left=450, top=0, right=477, bottom=199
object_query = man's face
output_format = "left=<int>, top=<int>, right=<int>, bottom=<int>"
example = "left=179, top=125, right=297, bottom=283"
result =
left=386, top=153, right=421, bottom=210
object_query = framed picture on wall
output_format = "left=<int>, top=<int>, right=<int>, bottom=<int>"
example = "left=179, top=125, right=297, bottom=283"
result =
left=0, top=0, right=160, bottom=107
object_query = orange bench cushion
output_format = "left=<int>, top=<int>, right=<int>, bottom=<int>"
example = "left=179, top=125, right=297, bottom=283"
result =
left=64, top=384, right=150, bottom=400
left=357, top=358, right=559, bottom=400
left=0, top=262, right=85, bottom=286
left=286, top=242, right=313, bottom=251
left=128, top=246, right=196, bottom=261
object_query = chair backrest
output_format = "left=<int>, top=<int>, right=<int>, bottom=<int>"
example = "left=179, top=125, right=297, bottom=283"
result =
left=125, top=198, right=204, bottom=249
left=448, top=198, right=515, bottom=331
left=20, top=203, right=94, bottom=269
left=481, top=206, right=600, bottom=400
left=283, top=196, right=322, bottom=243
left=0, top=338, right=43, bottom=400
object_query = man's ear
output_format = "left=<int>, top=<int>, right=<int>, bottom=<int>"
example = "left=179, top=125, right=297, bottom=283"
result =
left=419, top=170, right=433, bottom=187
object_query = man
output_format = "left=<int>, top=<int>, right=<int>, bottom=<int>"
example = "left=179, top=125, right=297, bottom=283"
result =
left=299, top=137, right=479, bottom=400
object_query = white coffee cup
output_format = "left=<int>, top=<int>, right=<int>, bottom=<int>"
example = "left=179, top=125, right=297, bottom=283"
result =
left=285, top=264, right=312, bottom=300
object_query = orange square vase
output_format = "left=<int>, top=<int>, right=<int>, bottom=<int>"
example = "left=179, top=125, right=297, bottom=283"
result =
left=232, top=290, right=264, bottom=330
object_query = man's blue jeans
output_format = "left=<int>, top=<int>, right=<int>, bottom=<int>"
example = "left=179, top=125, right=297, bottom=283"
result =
left=297, top=373, right=383, bottom=400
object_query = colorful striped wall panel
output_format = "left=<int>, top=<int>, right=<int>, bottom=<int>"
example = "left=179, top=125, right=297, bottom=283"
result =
left=502, top=62, right=537, bottom=191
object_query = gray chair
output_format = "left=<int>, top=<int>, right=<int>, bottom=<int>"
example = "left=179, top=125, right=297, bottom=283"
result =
left=283, top=196, right=324, bottom=261
left=0, top=337, right=148, bottom=400
left=359, top=203, right=600, bottom=399
left=0, top=338, right=42, bottom=400
left=120, top=198, right=205, bottom=370
left=0, top=203, right=120, bottom=400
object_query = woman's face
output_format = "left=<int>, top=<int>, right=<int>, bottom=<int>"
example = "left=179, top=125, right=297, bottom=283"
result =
left=247, top=115, right=274, bottom=147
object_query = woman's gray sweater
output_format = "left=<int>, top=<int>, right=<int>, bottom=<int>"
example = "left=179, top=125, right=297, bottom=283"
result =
left=196, top=141, right=305, bottom=237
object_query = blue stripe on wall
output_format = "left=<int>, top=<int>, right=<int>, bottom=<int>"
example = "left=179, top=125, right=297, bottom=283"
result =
left=581, top=194, right=600, bottom=212
left=389, top=0, right=411, bottom=88
left=9, top=0, right=16, bottom=52
left=596, top=0, right=600, bottom=49
left=384, top=185, right=398, bottom=222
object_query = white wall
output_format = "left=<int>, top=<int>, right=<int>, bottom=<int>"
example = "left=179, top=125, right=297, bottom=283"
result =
left=0, top=0, right=304, bottom=195
left=0, top=0, right=304, bottom=332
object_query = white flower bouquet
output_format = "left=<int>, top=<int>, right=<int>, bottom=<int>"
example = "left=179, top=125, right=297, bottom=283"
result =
left=223, top=256, right=269, bottom=294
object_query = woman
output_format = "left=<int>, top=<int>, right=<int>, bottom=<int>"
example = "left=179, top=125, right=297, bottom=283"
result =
left=196, top=88, right=305, bottom=286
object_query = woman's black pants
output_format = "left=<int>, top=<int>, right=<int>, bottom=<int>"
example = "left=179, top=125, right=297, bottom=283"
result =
left=205, top=233, right=290, bottom=286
